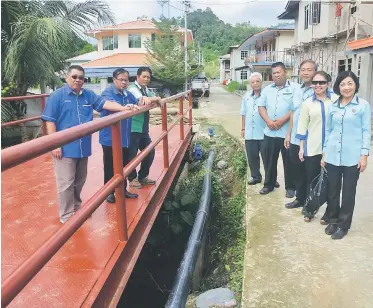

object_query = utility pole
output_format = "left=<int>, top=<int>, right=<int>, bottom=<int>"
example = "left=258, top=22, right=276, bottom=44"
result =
left=183, top=0, right=191, bottom=92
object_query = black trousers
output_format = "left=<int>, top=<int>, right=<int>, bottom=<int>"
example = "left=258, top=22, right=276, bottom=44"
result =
left=289, top=144, right=307, bottom=203
left=245, top=140, right=263, bottom=181
left=262, top=136, right=294, bottom=190
left=326, top=163, right=360, bottom=230
left=102, top=145, right=131, bottom=191
left=128, top=132, right=155, bottom=181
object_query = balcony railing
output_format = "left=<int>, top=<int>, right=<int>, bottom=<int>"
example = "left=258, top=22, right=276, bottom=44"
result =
left=244, top=51, right=293, bottom=66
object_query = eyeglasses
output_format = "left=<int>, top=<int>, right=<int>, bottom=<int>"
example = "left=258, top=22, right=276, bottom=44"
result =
left=311, top=80, right=327, bottom=85
left=71, top=75, right=85, bottom=81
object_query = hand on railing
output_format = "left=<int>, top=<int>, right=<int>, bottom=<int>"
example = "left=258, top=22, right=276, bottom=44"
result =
left=124, top=104, right=139, bottom=111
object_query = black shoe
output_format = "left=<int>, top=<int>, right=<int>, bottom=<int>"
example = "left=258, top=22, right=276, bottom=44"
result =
left=331, top=228, right=348, bottom=240
left=125, top=190, right=138, bottom=199
left=285, top=199, right=303, bottom=209
left=106, top=193, right=115, bottom=203
left=275, top=182, right=280, bottom=188
left=325, top=223, right=338, bottom=235
left=259, top=187, right=274, bottom=195
left=285, top=189, right=295, bottom=198
left=248, top=178, right=261, bottom=185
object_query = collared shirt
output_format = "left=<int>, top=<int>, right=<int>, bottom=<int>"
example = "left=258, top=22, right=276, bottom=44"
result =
left=99, top=84, right=136, bottom=147
left=290, top=84, right=314, bottom=145
left=240, top=90, right=265, bottom=140
left=296, top=92, right=339, bottom=156
left=128, top=81, right=153, bottom=134
left=41, top=84, right=105, bottom=158
left=323, top=95, right=371, bottom=166
left=257, top=80, right=298, bottom=138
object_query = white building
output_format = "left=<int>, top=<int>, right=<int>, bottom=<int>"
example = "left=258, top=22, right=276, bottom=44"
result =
left=221, top=25, right=295, bottom=84
left=278, top=0, right=373, bottom=104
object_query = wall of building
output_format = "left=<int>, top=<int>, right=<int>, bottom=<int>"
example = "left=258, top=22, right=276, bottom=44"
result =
left=96, top=29, right=159, bottom=52
left=276, top=31, right=295, bottom=51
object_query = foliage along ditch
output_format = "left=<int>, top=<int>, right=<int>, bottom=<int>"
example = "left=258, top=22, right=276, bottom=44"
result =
left=119, top=124, right=247, bottom=307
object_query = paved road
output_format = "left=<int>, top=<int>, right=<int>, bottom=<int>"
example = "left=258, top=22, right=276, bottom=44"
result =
left=196, top=83, right=373, bottom=308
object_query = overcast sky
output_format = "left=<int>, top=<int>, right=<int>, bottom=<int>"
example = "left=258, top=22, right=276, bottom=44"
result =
left=107, top=0, right=289, bottom=27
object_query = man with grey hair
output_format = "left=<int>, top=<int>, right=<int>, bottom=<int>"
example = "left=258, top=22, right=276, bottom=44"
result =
left=284, top=59, right=316, bottom=209
left=241, top=72, right=279, bottom=186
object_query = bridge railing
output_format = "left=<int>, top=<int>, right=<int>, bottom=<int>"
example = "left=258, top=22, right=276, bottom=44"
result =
left=1, top=94, right=48, bottom=136
left=1, top=90, right=192, bottom=307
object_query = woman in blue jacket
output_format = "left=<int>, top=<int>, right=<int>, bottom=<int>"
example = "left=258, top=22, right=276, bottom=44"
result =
left=321, top=71, right=371, bottom=239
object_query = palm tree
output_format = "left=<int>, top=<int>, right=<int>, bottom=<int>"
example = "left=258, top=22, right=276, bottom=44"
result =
left=1, top=0, right=115, bottom=142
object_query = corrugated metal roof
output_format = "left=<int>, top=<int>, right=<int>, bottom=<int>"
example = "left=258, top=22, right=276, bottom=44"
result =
left=268, top=23, right=296, bottom=30
left=347, top=37, right=373, bottom=50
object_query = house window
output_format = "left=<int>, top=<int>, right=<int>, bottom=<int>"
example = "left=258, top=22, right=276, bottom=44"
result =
left=311, top=2, right=321, bottom=25
left=241, top=51, right=248, bottom=60
left=304, top=4, right=310, bottom=29
left=129, top=34, right=141, bottom=48
left=151, top=33, right=156, bottom=41
left=357, top=56, right=362, bottom=80
left=102, top=35, right=118, bottom=50
left=241, top=70, right=248, bottom=80
left=351, top=5, right=357, bottom=15
left=338, top=58, right=352, bottom=74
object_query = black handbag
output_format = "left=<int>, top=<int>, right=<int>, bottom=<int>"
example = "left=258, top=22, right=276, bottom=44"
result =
left=303, top=167, right=328, bottom=219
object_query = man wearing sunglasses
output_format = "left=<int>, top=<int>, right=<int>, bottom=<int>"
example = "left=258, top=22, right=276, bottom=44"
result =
left=99, top=68, right=139, bottom=203
left=284, top=60, right=316, bottom=210
left=42, top=65, right=137, bottom=224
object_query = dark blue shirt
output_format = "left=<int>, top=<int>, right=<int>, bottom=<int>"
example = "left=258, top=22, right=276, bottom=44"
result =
left=41, top=84, right=105, bottom=158
left=99, top=85, right=135, bottom=147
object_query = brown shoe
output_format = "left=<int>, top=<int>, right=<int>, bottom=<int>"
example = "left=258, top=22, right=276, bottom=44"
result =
left=129, top=178, right=142, bottom=189
left=139, top=177, right=156, bottom=185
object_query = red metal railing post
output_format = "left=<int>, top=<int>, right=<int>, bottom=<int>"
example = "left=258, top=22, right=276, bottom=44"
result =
left=161, top=102, right=169, bottom=168
left=40, top=97, right=47, bottom=136
left=179, top=96, right=185, bottom=141
left=111, top=121, right=128, bottom=242
left=188, top=91, right=192, bottom=126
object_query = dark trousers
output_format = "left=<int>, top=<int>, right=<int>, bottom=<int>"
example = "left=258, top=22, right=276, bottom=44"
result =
left=245, top=140, right=263, bottom=181
left=262, top=135, right=294, bottom=190
left=102, top=145, right=131, bottom=192
left=128, top=132, right=155, bottom=181
left=289, top=144, right=307, bottom=203
left=326, top=163, right=360, bottom=230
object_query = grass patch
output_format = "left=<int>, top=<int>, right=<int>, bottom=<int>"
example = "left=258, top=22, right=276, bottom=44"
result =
left=193, top=124, right=247, bottom=298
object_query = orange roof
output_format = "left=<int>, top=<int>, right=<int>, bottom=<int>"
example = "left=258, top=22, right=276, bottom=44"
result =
left=104, top=20, right=157, bottom=30
left=81, top=53, right=148, bottom=67
left=347, top=37, right=373, bottom=50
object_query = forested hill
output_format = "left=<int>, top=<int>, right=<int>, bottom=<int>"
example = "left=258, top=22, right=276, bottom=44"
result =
left=165, top=8, right=264, bottom=61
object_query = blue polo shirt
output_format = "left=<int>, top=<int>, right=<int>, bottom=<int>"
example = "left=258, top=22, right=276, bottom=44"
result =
left=257, top=80, right=298, bottom=138
left=323, top=95, right=371, bottom=166
left=291, top=84, right=314, bottom=145
left=41, top=84, right=105, bottom=158
left=240, top=91, right=265, bottom=140
left=99, top=85, right=136, bottom=147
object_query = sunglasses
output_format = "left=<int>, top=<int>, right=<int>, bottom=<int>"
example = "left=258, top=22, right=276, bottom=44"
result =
left=311, top=80, right=327, bottom=85
left=71, top=75, right=85, bottom=81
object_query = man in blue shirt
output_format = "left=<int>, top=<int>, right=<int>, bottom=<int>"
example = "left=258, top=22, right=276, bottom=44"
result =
left=258, top=62, right=297, bottom=196
left=42, top=65, right=135, bottom=223
left=100, top=68, right=139, bottom=203
left=241, top=72, right=274, bottom=186
left=284, top=60, right=316, bottom=209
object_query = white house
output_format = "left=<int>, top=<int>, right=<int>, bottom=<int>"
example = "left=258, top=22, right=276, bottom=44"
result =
left=222, top=24, right=295, bottom=84
left=278, top=0, right=373, bottom=104
left=219, top=54, right=231, bottom=82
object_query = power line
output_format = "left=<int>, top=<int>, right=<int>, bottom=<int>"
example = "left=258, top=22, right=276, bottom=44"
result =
left=173, top=0, right=258, bottom=5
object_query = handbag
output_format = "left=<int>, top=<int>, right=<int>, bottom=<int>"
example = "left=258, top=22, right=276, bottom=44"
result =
left=303, top=167, right=328, bottom=219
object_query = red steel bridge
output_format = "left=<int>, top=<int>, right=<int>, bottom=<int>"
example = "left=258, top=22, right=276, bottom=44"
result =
left=1, top=91, right=193, bottom=307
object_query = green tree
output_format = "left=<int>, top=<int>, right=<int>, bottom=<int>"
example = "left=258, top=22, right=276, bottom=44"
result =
left=1, top=0, right=114, bottom=141
left=145, top=20, right=201, bottom=87
left=79, top=43, right=97, bottom=55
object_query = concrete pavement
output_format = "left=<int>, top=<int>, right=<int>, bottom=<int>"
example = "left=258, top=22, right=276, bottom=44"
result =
left=196, top=83, right=373, bottom=308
